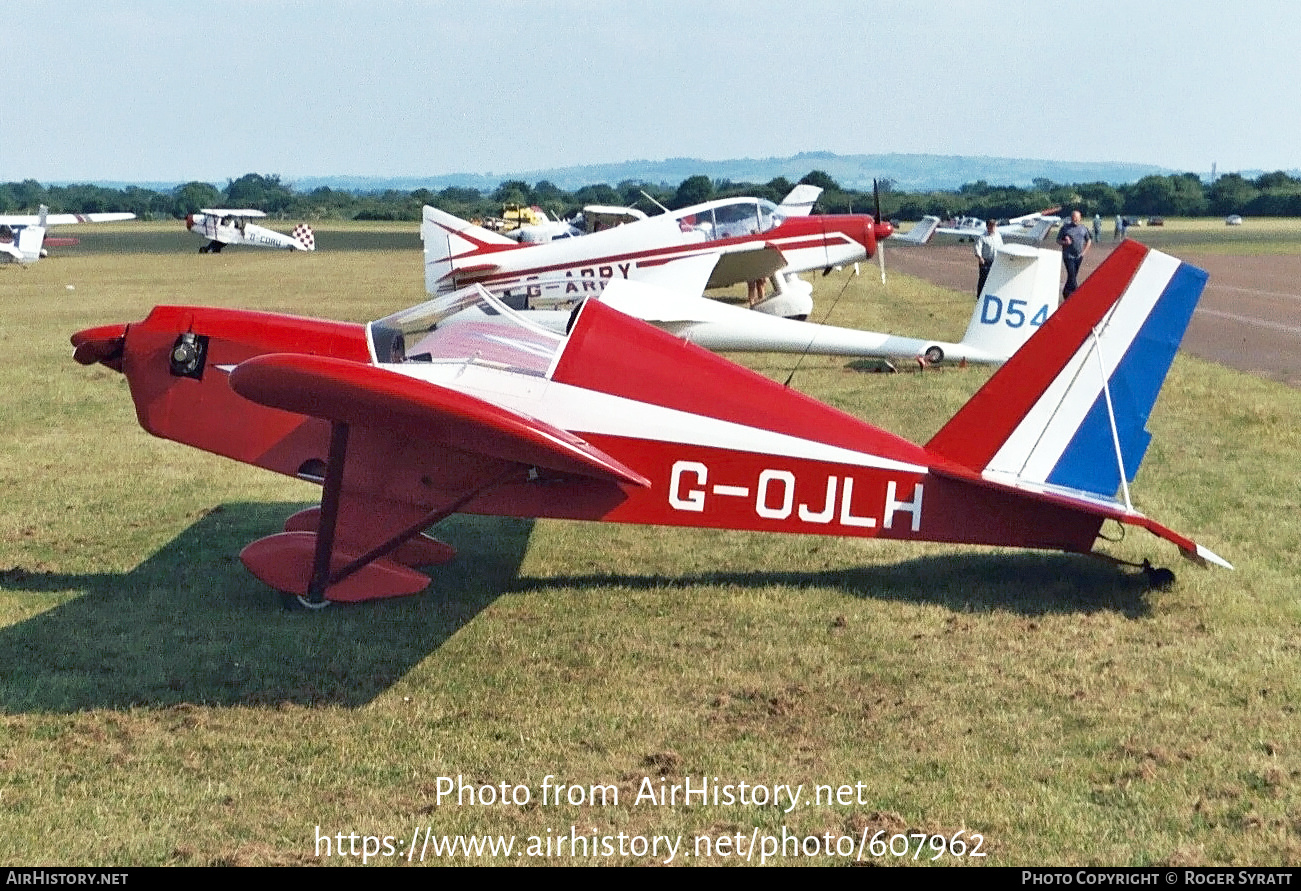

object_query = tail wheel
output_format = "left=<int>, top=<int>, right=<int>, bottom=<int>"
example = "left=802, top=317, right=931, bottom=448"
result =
left=924, top=346, right=945, bottom=365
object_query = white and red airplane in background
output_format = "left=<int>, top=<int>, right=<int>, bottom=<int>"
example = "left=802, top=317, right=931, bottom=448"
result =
left=186, top=209, right=315, bottom=253
left=0, top=205, right=136, bottom=265
left=509, top=184, right=825, bottom=245
left=423, top=185, right=892, bottom=320
left=72, top=239, right=1227, bottom=608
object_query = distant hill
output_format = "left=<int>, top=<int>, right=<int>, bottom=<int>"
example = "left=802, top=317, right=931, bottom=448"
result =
left=57, top=152, right=1250, bottom=196
left=289, top=152, right=1181, bottom=194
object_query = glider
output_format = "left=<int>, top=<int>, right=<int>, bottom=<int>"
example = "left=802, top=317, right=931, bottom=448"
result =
left=72, top=240, right=1228, bottom=607
left=464, top=242, right=1062, bottom=366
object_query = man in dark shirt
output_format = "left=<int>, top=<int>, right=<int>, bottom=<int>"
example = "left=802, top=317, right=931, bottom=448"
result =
left=1056, top=210, right=1093, bottom=299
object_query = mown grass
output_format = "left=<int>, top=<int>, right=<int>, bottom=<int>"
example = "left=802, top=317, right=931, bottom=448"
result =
left=0, top=224, right=1297, bottom=865
left=1124, top=216, right=1301, bottom=255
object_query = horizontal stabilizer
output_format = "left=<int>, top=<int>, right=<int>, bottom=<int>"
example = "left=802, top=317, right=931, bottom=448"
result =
left=437, top=261, right=499, bottom=281
left=229, top=353, right=651, bottom=487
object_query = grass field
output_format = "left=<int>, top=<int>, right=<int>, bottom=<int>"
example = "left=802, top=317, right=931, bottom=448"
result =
left=0, top=222, right=1298, bottom=865
left=1107, top=216, right=1301, bottom=255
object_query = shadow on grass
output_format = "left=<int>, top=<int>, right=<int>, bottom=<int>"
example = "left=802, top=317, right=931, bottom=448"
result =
left=510, top=551, right=1155, bottom=618
left=0, top=503, right=534, bottom=713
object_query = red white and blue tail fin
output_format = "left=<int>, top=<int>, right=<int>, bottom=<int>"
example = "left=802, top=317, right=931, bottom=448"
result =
left=927, top=240, right=1227, bottom=567
left=928, top=241, right=1203, bottom=496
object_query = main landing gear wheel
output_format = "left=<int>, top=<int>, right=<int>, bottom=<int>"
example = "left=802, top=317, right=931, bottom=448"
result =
left=280, top=592, right=332, bottom=611
left=924, top=346, right=945, bottom=365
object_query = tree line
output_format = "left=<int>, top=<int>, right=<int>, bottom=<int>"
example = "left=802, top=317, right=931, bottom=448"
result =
left=4, top=168, right=1300, bottom=222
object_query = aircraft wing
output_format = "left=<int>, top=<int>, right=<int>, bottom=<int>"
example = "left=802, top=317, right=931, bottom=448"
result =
left=41, top=212, right=135, bottom=226
left=930, top=224, right=981, bottom=243
left=0, top=212, right=134, bottom=226
left=596, top=279, right=950, bottom=358
left=229, top=353, right=650, bottom=487
left=199, top=208, right=268, bottom=218
left=704, top=243, right=788, bottom=289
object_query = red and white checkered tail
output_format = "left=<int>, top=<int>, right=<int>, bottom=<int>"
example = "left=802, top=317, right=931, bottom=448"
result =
left=292, top=224, right=315, bottom=251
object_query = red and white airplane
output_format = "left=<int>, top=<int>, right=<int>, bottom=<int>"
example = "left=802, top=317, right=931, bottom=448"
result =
left=71, top=239, right=1227, bottom=607
left=423, top=186, right=892, bottom=320
left=1, top=205, right=136, bottom=264
left=185, top=209, right=315, bottom=254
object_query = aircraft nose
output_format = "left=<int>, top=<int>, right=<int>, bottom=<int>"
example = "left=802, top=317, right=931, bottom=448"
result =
left=874, top=218, right=894, bottom=242
left=859, top=218, right=881, bottom=255
left=71, top=324, right=128, bottom=372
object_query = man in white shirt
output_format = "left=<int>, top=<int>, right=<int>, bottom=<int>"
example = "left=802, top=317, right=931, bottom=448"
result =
left=974, top=219, right=1002, bottom=296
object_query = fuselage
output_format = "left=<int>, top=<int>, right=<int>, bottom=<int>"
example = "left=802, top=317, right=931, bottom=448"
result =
left=430, top=197, right=888, bottom=304
left=185, top=213, right=312, bottom=250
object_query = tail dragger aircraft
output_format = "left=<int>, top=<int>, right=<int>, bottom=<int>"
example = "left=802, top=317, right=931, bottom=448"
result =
left=71, top=240, right=1228, bottom=607
left=423, top=186, right=892, bottom=321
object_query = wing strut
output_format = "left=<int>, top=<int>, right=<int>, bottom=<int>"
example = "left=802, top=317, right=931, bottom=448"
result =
left=307, top=422, right=350, bottom=603
left=304, top=421, right=524, bottom=605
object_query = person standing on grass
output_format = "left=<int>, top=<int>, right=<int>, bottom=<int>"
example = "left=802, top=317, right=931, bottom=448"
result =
left=974, top=218, right=1002, bottom=297
left=1057, top=209, right=1093, bottom=299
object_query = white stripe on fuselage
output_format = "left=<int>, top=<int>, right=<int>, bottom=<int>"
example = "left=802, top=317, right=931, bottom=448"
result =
left=446, top=230, right=859, bottom=291
left=383, top=360, right=926, bottom=474
left=984, top=251, right=1178, bottom=482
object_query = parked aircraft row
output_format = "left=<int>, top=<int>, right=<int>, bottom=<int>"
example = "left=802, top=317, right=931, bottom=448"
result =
left=892, top=208, right=1062, bottom=246
left=422, top=202, right=1061, bottom=366
left=11, top=184, right=1070, bottom=370
left=0, top=205, right=314, bottom=262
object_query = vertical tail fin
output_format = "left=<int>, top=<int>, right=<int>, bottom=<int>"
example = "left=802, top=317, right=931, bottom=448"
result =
left=16, top=225, right=46, bottom=263
left=292, top=223, right=315, bottom=251
left=1020, top=216, right=1058, bottom=243
left=927, top=241, right=1207, bottom=500
left=891, top=215, right=940, bottom=245
left=956, top=244, right=1061, bottom=361
left=421, top=205, right=517, bottom=295
left=778, top=184, right=823, bottom=216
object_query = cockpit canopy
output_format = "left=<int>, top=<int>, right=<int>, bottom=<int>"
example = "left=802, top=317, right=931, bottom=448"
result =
left=368, top=284, right=567, bottom=378
left=673, top=198, right=787, bottom=241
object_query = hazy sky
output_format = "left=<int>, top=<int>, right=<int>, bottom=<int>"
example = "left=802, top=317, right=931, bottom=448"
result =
left=6, top=1, right=1298, bottom=183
